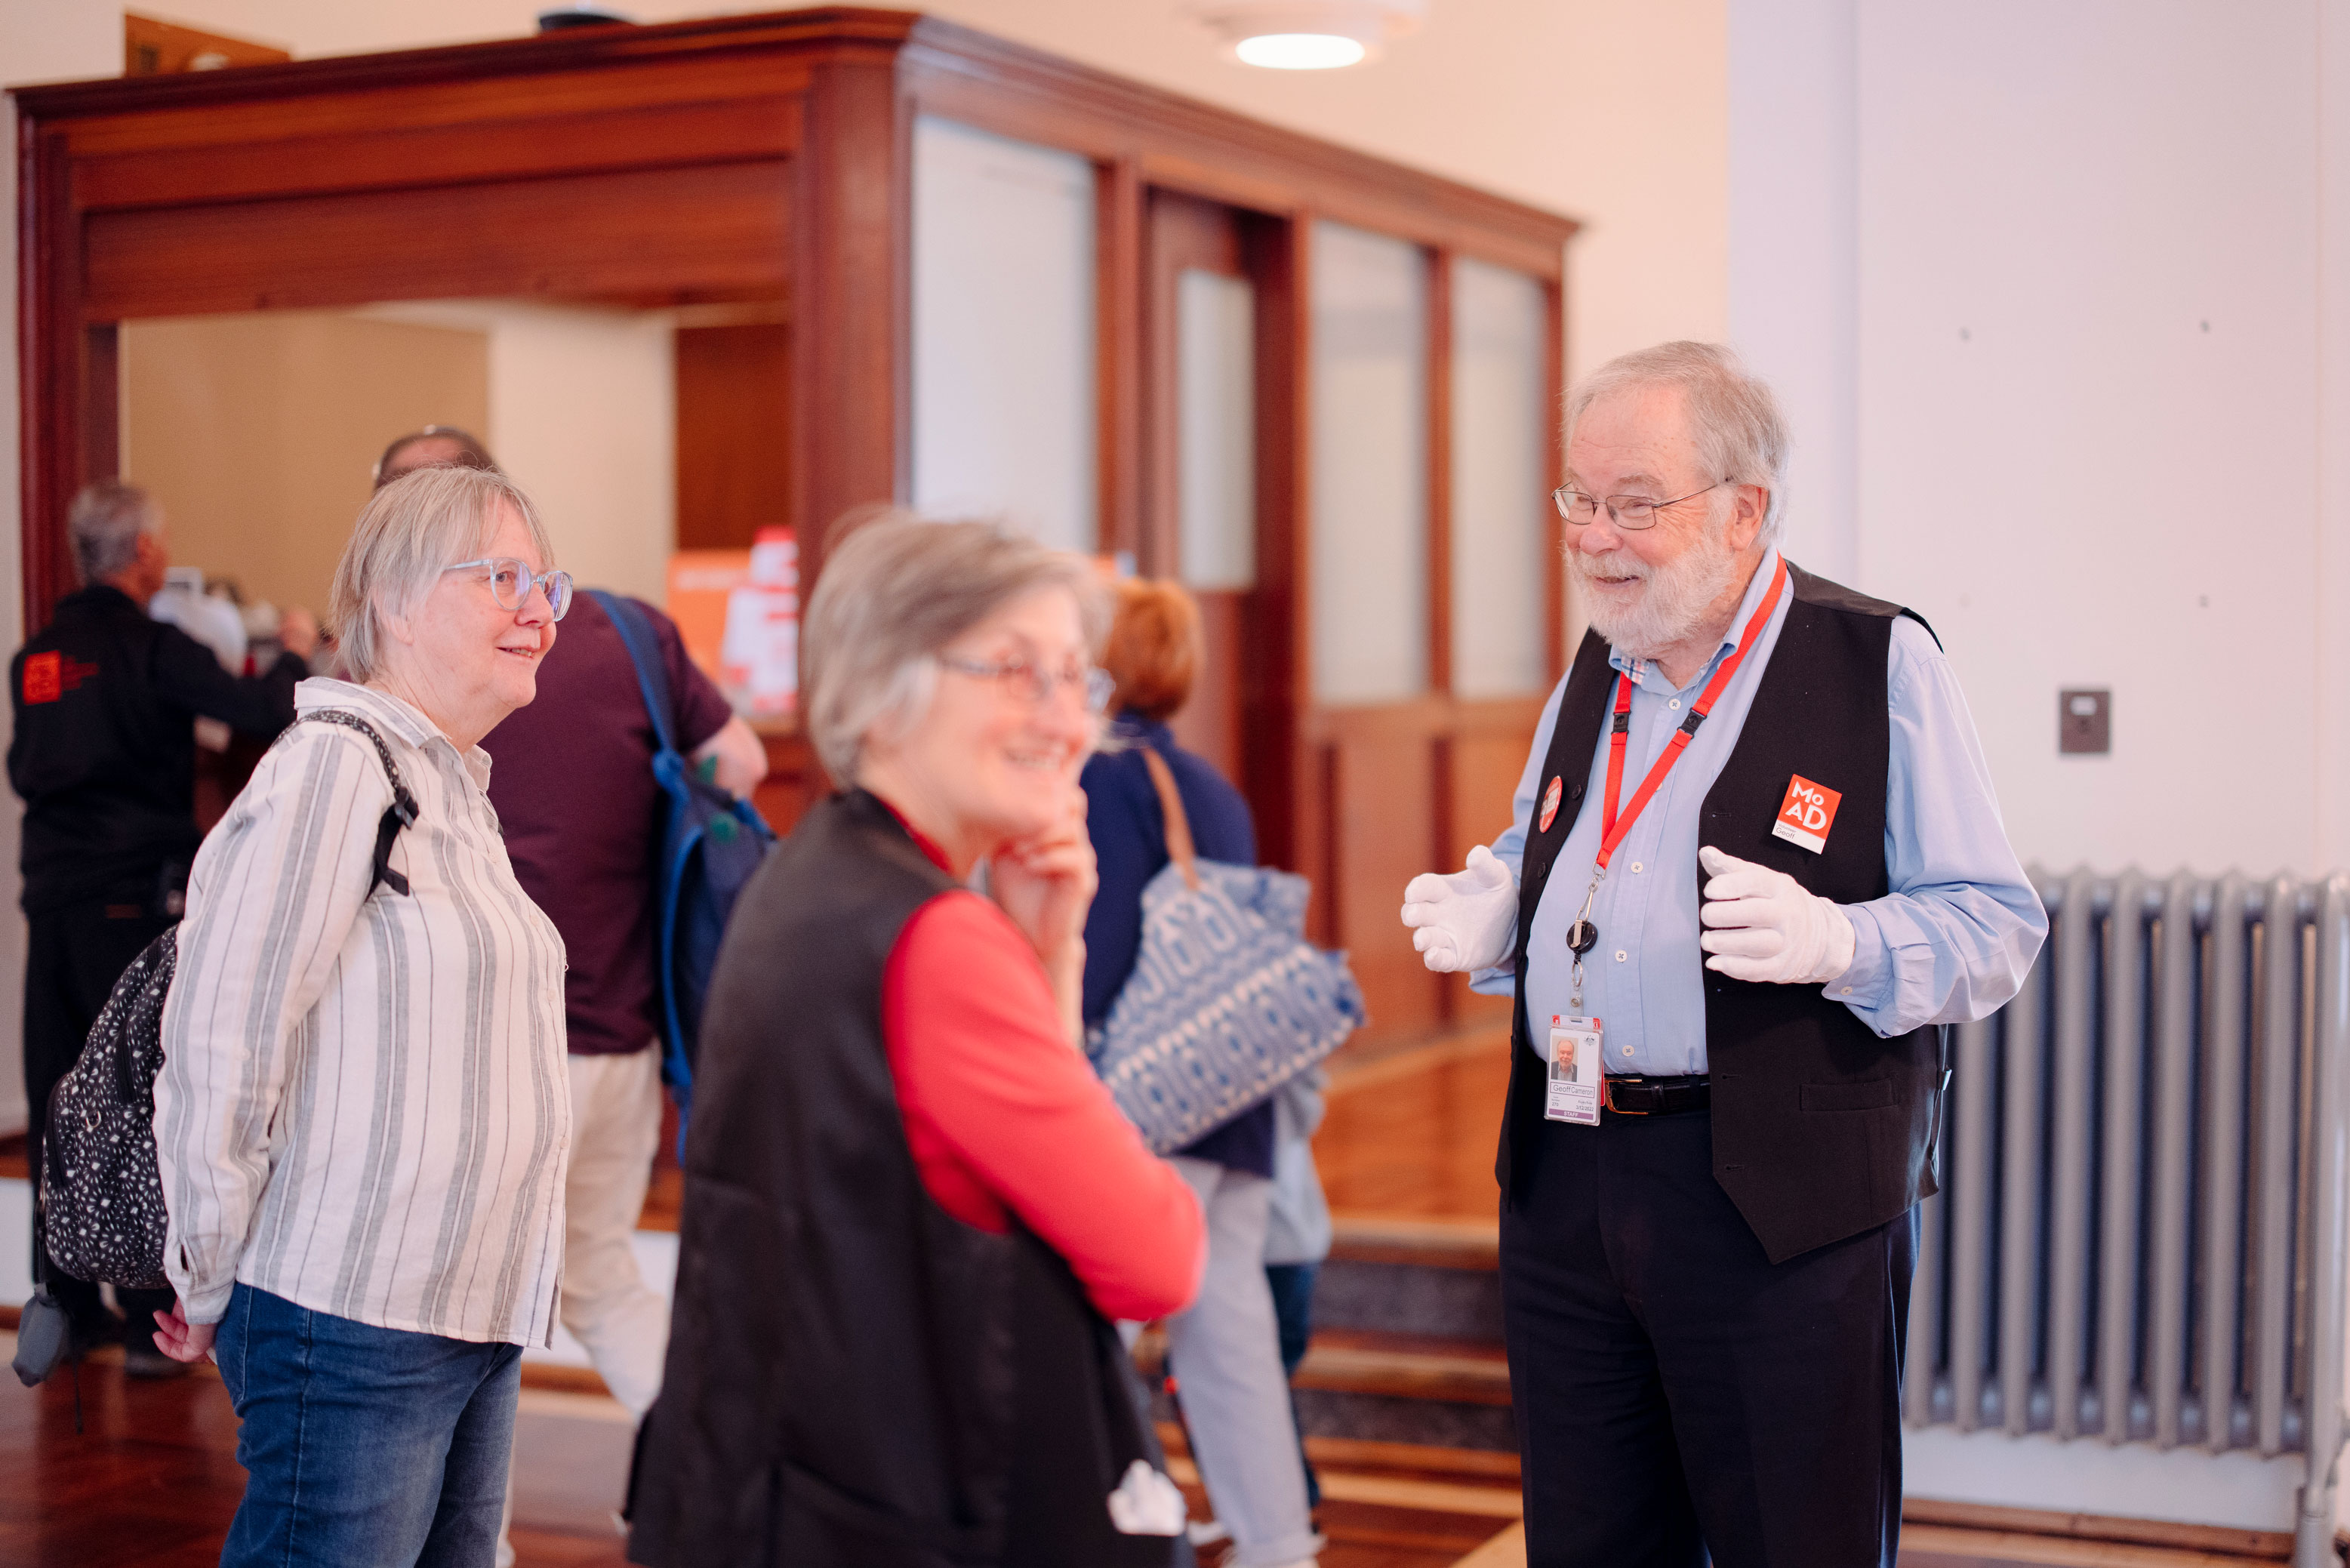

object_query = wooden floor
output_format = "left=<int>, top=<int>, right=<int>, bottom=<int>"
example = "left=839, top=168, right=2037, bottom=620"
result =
left=0, top=1338, right=2287, bottom=1568
left=0, top=1338, right=1522, bottom=1568
left=0, top=1037, right=2312, bottom=1566
left=1317, top=1030, right=1513, bottom=1222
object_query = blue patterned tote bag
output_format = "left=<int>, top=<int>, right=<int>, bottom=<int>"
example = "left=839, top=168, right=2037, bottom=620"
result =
left=1089, top=748, right=1364, bottom=1154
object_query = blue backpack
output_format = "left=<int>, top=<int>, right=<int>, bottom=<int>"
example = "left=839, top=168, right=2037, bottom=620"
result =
left=589, top=591, right=776, bottom=1117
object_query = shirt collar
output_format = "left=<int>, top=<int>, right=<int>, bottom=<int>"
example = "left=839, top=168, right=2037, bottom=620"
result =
left=1606, top=545, right=1785, bottom=694
left=866, top=788, right=954, bottom=873
left=295, top=677, right=494, bottom=793
left=65, top=584, right=142, bottom=617
left=1109, top=710, right=1172, bottom=747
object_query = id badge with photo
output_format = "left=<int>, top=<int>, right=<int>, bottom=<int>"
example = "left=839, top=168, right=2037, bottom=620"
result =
left=1545, top=1014, right=1603, bottom=1126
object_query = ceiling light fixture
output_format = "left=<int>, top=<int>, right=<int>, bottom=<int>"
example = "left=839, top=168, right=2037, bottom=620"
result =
left=1190, top=0, right=1428, bottom=70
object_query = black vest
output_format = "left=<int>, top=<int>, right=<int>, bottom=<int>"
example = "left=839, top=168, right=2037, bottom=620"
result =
left=627, top=790, right=1175, bottom=1568
left=1498, top=565, right=1948, bottom=1264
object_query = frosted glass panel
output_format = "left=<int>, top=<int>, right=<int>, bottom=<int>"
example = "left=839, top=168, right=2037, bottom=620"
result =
left=1177, top=269, right=1256, bottom=590
left=1311, top=221, right=1427, bottom=704
left=912, top=116, right=1095, bottom=552
left=1450, top=259, right=1550, bottom=696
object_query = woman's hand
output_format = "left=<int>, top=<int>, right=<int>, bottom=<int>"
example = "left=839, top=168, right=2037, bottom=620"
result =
left=990, top=784, right=1097, bottom=1043
left=152, top=1299, right=217, bottom=1364
left=991, top=784, right=1098, bottom=961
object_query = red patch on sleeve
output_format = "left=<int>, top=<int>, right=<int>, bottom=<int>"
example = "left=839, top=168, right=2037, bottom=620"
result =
left=23, top=652, right=97, bottom=704
left=22, top=652, right=60, bottom=704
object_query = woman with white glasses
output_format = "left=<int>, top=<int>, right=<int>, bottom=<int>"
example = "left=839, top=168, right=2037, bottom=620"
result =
left=151, top=464, right=574, bottom=1568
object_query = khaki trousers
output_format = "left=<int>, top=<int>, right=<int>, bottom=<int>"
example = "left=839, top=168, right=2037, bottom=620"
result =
left=498, top=1049, right=669, bottom=1564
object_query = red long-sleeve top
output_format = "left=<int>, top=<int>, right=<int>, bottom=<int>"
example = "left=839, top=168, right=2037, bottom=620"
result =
left=879, top=827, right=1205, bottom=1323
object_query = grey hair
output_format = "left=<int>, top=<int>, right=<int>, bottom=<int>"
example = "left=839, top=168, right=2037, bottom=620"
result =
left=328, top=465, right=555, bottom=685
left=802, top=510, right=1110, bottom=788
left=1563, top=341, right=1791, bottom=541
left=69, top=481, right=160, bottom=585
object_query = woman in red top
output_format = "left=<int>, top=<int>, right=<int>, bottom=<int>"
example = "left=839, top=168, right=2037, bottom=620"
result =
left=631, top=516, right=1204, bottom=1568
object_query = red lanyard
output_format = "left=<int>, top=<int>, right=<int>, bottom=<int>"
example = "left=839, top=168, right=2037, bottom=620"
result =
left=1594, top=556, right=1788, bottom=871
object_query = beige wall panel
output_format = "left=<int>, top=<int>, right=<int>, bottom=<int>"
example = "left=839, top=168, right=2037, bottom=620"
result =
left=122, top=311, right=488, bottom=620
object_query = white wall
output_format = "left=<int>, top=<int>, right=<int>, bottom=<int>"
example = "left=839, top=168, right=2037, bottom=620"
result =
left=1725, top=0, right=1856, bottom=581
left=1732, top=0, right=2350, bottom=879
left=0, top=2, right=122, bottom=1133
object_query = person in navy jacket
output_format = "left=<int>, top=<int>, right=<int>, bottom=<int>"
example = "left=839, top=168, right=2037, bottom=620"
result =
left=1082, top=578, right=1322, bottom=1568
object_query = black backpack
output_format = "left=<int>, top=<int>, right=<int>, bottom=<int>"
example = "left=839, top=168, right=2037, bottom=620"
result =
left=35, top=711, right=416, bottom=1295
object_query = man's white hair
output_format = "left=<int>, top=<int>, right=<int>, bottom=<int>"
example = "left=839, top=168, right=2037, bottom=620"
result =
left=1562, top=341, right=1791, bottom=543
left=68, top=482, right=160, bottom=585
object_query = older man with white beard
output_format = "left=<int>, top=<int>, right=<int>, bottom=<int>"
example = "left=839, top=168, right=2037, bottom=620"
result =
left=1400, top=342, right=2044, bottom=1568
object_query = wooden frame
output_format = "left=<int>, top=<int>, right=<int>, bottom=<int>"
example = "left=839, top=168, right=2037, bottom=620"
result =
left=14, top=8, right=1578, bottom=1044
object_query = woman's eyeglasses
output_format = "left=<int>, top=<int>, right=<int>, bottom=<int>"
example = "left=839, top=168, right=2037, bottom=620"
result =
left=939, top=655, right=1115, bottom=715
left=445, top=558, right=574, bottom=621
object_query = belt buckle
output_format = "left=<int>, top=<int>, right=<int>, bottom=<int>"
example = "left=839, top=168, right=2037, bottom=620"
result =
left=1602, top=1079, right=1650, bottom=1117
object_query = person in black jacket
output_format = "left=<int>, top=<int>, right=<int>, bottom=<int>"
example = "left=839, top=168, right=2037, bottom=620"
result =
left=7, top=480, right=316, bottom=1373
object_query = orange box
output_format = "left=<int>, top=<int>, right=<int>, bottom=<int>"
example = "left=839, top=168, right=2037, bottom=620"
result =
left=666, top=550, right=750, bottom=689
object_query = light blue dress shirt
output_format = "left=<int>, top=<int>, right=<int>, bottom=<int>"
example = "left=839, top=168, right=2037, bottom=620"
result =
left=1471, top=547, right=2047, bottom=1074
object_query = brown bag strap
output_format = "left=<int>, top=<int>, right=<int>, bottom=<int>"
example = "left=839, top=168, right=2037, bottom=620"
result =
left=1139, top=747, right=1201, bottom=892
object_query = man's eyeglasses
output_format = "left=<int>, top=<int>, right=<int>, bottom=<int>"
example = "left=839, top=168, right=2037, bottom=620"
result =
left=940, top=655, right=1116, bottom=715
left=1551, top=480, right=1729, bottom=531
left=445, top=558, right=574, bottom=621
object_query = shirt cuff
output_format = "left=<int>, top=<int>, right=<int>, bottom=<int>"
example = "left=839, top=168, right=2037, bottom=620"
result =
left=1469, top=963, right=1514, bottom=997
left=1828, top=899, right=1945, bottom=1037
left=176, top=1279, right=234, bottom=1328
left=1826, top=903, right=1896, bottom=1016
left=165, top=1239, right=235, bottom=1326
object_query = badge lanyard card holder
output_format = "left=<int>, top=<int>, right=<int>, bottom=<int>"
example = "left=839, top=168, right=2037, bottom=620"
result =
left=1545, top=558, right=1788, bottom=1126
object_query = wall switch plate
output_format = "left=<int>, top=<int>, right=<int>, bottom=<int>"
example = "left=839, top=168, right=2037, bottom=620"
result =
left=2059, top=689, right=2110, bottom=754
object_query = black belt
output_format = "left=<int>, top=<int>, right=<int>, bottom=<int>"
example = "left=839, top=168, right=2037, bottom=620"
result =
left=1601, top=1073, right=1711, bottom=1117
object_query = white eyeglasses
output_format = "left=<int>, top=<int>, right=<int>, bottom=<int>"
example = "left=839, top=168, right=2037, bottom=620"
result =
left=444, top=558, right=574, bottom=621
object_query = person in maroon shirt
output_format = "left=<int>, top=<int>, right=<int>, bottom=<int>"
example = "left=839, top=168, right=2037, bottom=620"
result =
left=375, top=433, right=765, bottom=1422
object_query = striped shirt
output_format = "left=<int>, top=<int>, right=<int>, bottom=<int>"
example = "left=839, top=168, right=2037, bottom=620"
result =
left=156, top=679, right=571, bottom=1345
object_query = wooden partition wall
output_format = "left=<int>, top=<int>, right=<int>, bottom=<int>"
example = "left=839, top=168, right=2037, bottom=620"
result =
left=14, top=8, right=1577, bottom=1051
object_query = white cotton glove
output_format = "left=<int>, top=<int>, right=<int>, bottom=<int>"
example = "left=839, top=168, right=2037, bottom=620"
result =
left=1696, top=846, right=1857, bottom=985
left=1400, top=845, right=1518, bottom=973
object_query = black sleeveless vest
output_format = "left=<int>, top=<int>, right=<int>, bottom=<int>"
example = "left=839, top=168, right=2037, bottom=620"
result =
left=627, top=790, right=1175, bottom=1568
left=1498, top=564, right=1948, bottom=1264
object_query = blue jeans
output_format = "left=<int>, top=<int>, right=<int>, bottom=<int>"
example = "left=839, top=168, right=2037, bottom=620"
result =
left=214, top=1283, right=523, bottom=1568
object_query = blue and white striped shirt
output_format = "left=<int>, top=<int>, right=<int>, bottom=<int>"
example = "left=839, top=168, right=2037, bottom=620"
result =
left=156, top=679, right=570, bottom=1344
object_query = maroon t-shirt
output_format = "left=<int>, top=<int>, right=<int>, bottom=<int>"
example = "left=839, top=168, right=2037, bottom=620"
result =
left=483, top=593, right=738, bottom=1055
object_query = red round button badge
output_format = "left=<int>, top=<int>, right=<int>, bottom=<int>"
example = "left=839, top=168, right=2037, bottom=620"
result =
left=1538, top=775, right=1563, bottom=832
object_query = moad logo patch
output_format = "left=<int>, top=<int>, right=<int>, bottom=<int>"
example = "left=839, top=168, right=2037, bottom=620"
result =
left=1771, top=774, right=1842, bottom=854
left=1538, top=775, right=1563, bottom=833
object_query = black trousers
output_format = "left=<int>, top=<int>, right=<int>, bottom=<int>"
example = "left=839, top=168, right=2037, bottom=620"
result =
left=1499, top=1105, right=1916, bottom=1568
left=24, top=897, right=179, bottom=1335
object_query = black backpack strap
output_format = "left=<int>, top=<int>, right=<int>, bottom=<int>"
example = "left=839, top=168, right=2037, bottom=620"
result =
left=296, top=710, right=419, bottom=898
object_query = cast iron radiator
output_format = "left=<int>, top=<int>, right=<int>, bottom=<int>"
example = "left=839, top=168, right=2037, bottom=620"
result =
left=1901, top=870, right=2350, bottom=1560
